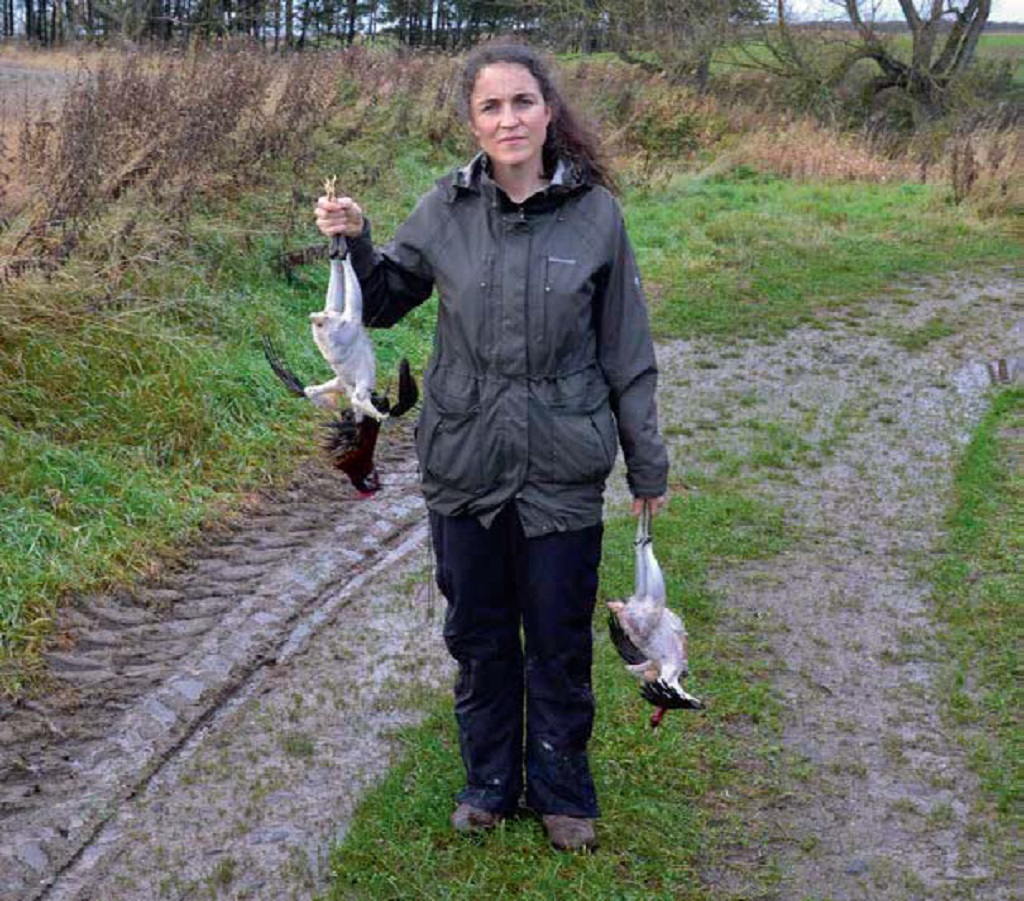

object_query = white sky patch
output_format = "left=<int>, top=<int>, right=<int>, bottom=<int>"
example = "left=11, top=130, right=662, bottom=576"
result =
left=787, top=0, right=1023, bottom=22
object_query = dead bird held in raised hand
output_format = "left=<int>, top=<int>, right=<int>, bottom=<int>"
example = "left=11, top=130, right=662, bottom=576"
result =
left=305, top=178, right=385, bottom=420
left=607, top=501, right=703, bottom=727
left=261, top=178, right=418, bottom=494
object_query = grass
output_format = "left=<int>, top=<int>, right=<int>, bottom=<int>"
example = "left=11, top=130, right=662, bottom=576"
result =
left=626, top=170, right=1019, bottom=341
left=929, top=387, right=1022, bottom=818
left=0, top=48, right=1019, bottom=690
left=888, top=315, right=957, bottom=351
left=0, top=134, right=444, bottom=691
left=324, top=492, right=787, bottom=901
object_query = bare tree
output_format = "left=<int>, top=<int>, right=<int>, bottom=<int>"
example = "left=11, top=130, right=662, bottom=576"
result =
left=757, top=0, right=994, bottom=119
left=846, top=0, right=991, bottom=114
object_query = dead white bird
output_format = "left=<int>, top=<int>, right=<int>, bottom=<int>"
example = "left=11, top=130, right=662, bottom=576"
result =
left=261, top=178, right=417, bottom=495
left=302, top=232, right=386, bottom=421
left=284, top=176, right=383, bottom=421
left=607, top=501, right=704, bottom=727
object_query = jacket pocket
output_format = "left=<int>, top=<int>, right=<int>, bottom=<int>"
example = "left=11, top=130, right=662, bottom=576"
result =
left=419, top=369, right=487, bottom=495
left=530, top=371, right=617, bottom=485
left=543, top=254, right=580, bottom=286
left=540, top=255, right=598, bottom=357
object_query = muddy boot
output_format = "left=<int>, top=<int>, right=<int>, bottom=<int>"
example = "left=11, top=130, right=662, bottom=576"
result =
left=541, top=815, right=598, bottom=851
left=450, top=803, right=502, bottom=834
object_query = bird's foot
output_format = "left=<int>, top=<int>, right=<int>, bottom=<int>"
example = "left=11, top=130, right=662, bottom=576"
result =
left=351, top=396, right=389, bottom=422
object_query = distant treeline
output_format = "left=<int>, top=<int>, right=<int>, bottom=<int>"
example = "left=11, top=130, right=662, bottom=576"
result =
left=1, top=0, right=655, bottom=49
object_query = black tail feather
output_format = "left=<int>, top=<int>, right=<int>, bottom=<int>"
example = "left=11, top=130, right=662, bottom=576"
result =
left=388, top=358, right=419, bottom=418
left=639, top=679, right=704, bottom=711
left=261, top=335, right=307, bottom=398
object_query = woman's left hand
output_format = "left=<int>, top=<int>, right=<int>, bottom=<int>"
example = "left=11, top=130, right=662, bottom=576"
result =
left=632, top=495, right=666, bottom=518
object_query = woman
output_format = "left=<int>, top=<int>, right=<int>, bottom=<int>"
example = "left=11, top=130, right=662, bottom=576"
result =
left=316, top=43, right=667, bottom=852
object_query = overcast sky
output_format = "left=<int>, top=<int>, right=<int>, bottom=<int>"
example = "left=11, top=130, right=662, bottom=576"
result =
left=993, top=0, right=1024, bottom=19
left=790, top=0, right=1023, bottom=22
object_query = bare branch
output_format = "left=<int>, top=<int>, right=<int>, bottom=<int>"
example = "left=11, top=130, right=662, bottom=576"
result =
left=933, top=0, right=984, bottom=73
left=948, top=0, right=990, bottom=71
left=777, top=0, right=808, bottom=71
left=897, top=0, right=922, bottom=32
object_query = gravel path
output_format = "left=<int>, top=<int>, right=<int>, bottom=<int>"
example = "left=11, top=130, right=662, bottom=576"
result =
left=651, top=268, right=1021, bottom=900
left=0, top=60, right=71, bottom=113
left=1, top=267, right=1019, bottom=900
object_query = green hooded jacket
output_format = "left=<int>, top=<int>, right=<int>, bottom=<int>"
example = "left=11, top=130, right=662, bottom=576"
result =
left=348, top=154, right=668, bottom=537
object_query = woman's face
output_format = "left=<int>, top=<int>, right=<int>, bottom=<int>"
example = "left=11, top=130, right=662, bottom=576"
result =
left=469, top=62, right=552, bottom=176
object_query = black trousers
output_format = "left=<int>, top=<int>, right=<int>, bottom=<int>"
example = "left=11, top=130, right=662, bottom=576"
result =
left=430, top=503, right=603, bottom=818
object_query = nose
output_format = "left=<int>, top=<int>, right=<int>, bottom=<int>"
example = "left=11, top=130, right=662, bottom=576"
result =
left=499, top=102, right=518, bottom=128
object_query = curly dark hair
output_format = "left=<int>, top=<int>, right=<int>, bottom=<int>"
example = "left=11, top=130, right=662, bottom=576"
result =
left=460, top=42, right=617, bottom=194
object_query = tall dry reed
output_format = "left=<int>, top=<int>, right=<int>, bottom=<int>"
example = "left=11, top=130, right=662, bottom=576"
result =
left=3, top=43, right=338, bottom=285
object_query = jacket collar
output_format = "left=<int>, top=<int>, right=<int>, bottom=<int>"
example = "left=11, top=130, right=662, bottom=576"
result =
left=445, top=152, right=588, bottom=203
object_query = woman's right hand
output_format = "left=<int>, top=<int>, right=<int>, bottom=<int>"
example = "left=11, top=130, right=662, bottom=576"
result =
left=315, top=194, right=365, bottom=239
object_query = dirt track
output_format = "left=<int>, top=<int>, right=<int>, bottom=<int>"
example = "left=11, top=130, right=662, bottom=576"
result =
left=0, top=431, right=452, bottom=900
left=661, top=270, right=1021, bottom=899
left=0, top=61, right=70, bottom=111
left=0, top=268, right=1020, bottom=900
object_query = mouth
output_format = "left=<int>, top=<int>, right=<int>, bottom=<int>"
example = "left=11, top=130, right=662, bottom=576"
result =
left=499, top=136, right=526, bottom=144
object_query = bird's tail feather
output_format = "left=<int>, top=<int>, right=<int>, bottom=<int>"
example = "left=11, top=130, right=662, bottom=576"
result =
left=261, top=335, right=307, bottom=398
left=389, top=358, right=419, bottom=418
left=639, top=679, right=704, bottom=711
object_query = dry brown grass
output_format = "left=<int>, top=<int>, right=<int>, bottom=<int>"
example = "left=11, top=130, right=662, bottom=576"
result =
left=1, top=44, right=1018, bottom=289
left=723, top=118, right=916, bottom=183
left=946, top=127, right=1022, bottom=214
left=0, top=42, right=100, bottom=71
left=1, top=43, right=339, bottom=286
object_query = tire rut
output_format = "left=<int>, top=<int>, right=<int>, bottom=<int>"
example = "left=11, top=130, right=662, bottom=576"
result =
left=0, top=428, right=426, bottom=901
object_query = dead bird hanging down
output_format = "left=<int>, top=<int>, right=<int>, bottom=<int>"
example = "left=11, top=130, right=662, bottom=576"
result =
left=262, top=180, right=418, bottom=495
left=262, top=314, right=417, bottom=496
left=607, top=501, right=704, bottom=728
left=317, top=386, right=408, bottom=496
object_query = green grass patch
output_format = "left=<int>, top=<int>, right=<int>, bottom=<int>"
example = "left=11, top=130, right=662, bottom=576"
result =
left=888, top=315, right=957, bottom=351
left=930, top=387, right=1022, bottom=817
left=627, top=173, right=1019, bottom=341
left=325, top=492, right=787, bottom=900
left=0, top=137, right=445, bottom=690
